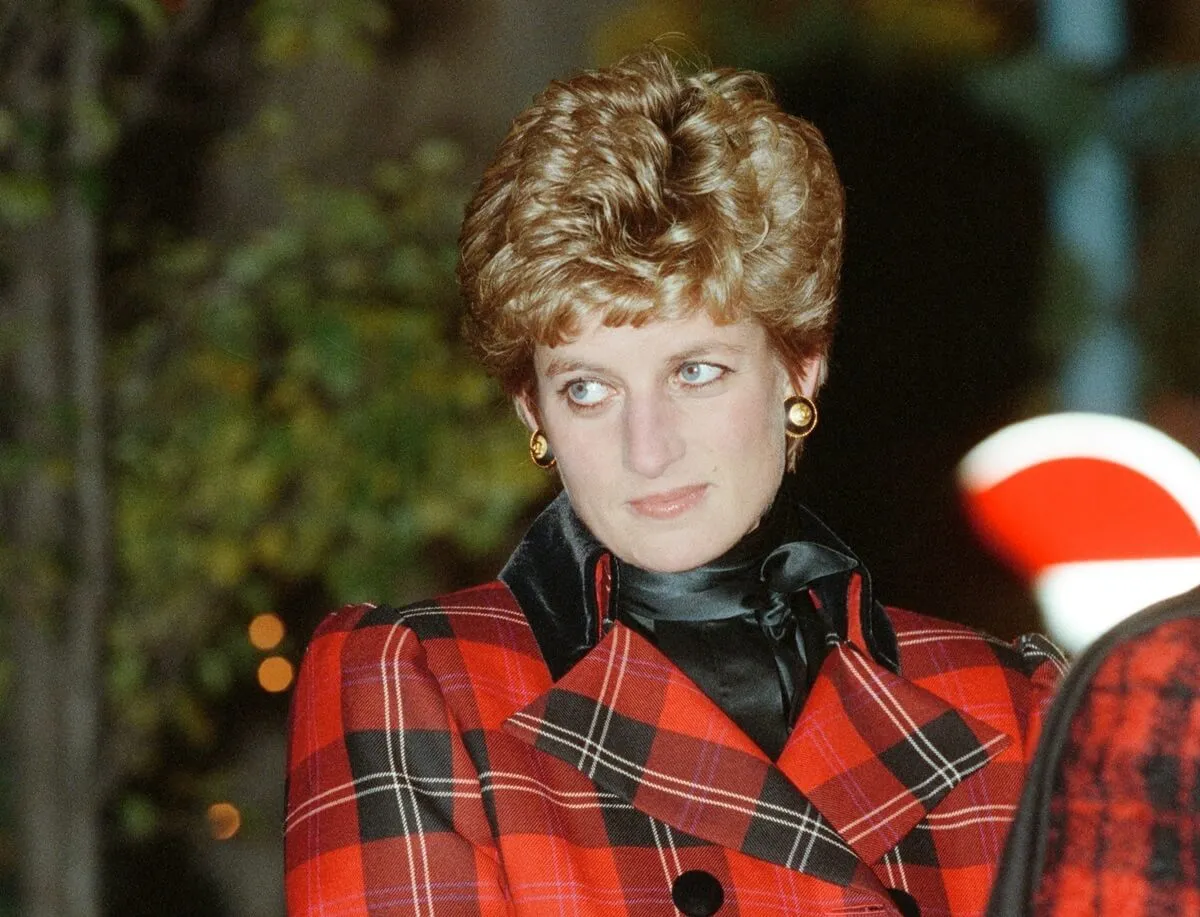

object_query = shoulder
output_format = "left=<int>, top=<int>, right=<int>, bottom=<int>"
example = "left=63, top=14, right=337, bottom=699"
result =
left=307, top=580, right=529, bottom=652
left=885, top=605, right=1067, bottom=691
left=881, top=607, right=1066, bottom=752
left=296, top=582, right=547, bottom=717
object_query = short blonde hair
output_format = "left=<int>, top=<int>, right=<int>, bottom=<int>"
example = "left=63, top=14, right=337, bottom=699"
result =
left=459, top=45, right=844, bottom=396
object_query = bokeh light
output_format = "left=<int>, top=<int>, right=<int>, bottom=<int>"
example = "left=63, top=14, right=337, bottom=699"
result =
left=257, top=655, right=294, bottom=693
left=248, top=612, right=286, bottom=651
left=207, top=802, right=241, bottom=841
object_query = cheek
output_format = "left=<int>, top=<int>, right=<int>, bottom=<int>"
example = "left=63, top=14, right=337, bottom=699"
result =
left=704, top=392, right=785, bottom=465
left=541, top=416, right=617, bottom=495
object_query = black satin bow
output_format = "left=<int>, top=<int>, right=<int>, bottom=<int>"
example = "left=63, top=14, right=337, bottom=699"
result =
left=616, top=536, right=858, bottom=759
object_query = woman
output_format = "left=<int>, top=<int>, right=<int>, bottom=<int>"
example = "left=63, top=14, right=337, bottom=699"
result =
left=285, top=47, right=1064, bottom=916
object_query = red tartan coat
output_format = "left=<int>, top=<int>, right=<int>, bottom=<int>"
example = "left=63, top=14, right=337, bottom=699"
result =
left=987, top=584, right=1200, bottom=917
left=286, top=498, right=1065, bottom=916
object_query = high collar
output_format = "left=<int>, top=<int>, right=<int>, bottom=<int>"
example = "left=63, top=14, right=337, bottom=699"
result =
left=499, top=485, right=900, bottom=680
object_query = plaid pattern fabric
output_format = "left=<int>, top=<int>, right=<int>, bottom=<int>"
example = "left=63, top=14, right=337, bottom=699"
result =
left=1033, top=599, right=1200, bottom=917
left=286, top=580, right=1064, bottom=916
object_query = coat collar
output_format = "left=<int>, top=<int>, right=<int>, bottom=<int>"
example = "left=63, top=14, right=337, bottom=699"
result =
left=502, top=616, right=1011, bottom=881
left=499, top=490, right=609, bottom=680
left=499, top=484, right=901, bottom=680
left=496, top=488, right=1012, bottom=880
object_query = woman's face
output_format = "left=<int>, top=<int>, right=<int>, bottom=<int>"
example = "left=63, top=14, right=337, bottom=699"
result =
left=523, top=312, right=817, bottom=573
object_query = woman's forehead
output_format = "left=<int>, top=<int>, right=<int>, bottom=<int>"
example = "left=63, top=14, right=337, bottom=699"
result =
left=533, top=312, right=771, bottom=373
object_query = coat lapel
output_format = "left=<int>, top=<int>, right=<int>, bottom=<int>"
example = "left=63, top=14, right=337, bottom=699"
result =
left=778, top=637, right=1012, bottom=865
left=503, top=622, right=871, bottom=890
left=496, top=492, right=1010, bottom=880
left=502, top=617, right=1012, bottom=878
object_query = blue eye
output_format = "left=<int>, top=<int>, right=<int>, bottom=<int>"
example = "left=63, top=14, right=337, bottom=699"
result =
left=565, top=379, right=611, bottom=406
left=678, top=362, right=724, bottom=386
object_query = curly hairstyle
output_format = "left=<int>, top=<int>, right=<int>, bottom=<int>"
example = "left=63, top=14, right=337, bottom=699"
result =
left=458, top=45, right=844, bottom=397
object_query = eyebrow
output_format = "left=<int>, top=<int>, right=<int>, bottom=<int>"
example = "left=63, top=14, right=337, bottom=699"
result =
left=541, top=339, right=750, bottom=378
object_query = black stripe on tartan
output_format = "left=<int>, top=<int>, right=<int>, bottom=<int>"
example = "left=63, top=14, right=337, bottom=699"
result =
left=743, top=768, right=860, bottom=885
left=601, top=802, right=710, bottom=849
left=1147, top=823, right=1185, bottom=884
left=876, top=710, right=989, bottom=808
left=346, top=728, right=455, bottom=842
left=891, top=822, right=940, bottom=868
left=1143, top=661, right=1196, bottom=888
left=461, top=728, right=498, bottom=835
left=1142, top=753, right=1179, bottom=811
left=360, top=601, right=455, bottom=640
left=532, top=690, right=656, bottom=794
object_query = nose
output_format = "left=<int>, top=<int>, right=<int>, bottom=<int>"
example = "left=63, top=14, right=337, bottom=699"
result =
left=622, top=390, right=685, bottom=478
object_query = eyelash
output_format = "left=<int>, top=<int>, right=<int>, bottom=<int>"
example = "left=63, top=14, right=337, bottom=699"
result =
left=557, top=362, right=730, bottom=411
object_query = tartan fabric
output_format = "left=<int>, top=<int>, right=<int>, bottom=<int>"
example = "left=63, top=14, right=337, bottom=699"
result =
left=1032, top=591, right=1200, bottom=917
left=286, top=579, right=1064, bottom=916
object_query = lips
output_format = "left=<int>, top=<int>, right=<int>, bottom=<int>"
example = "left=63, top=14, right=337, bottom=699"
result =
left=627, top=484, right=709, bottom=520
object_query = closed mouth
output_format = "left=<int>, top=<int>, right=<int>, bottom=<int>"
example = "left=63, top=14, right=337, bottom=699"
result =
left=627, top=484, right=709, bottom=520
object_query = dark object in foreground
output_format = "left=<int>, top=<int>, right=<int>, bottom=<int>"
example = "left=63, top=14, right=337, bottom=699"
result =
left=988, top=583, right=1200, bottom=916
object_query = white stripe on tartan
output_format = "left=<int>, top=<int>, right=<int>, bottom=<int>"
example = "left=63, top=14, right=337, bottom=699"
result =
left=480, top=771, right=634, bottom=811
left=650, top=820, right=683, bottom=895
left=396, top=602, right=529, bottom=624
left=833, top=644, right=1010, bottom=840
left=288, top=763, right=656, bottom=832
left=285, top=770, right=482, bottom=830
left=896, top=627, right=1065, bottom=674
left=784, top=804, right=824, bottom=873
left=285, top=781, right=361, bottom=831
left=578, top=625, right=632, bottom=780
left=841, top=734, right=1006, bottom=844
left=381, top=622, right=436, bottom=917
left=894, top=626, right=988, bottom=643
left=920, top=802, right=1017, bottom=831
left=877, top=847, right=910, bottom=898
left=841, top=645, right=970, bottom=787
left=894, top=627, right=1023, bottom=652
left=505, top=708, right=849, bottom=853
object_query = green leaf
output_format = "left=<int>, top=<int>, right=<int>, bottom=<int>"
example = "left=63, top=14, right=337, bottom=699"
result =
left=118, top=794, right=160, bottom=841
left=116, top=0, right=169, bottom=35
left=71, top=97, right=121, bottom=164
left=0, top=108, right=17, bottom=153
left=0, top=174, right=53, bottom=227
left=196, top=649, right=234, bottom=696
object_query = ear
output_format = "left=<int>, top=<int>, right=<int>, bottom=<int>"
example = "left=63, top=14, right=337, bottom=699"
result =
left=513, top=392, right=540, bottom=432
left=788, top=355, right=827, bottom=399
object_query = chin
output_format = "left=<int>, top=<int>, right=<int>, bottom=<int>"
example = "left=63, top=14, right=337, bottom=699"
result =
left=619, top=531, right=738, bottom=574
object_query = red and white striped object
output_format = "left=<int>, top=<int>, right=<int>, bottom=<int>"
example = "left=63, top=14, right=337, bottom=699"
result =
left=958, top=412, right=1200, bottom=654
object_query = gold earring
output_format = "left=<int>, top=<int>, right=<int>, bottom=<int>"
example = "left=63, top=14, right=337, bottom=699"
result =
left=784, top=395, right=817, bottom=439
left=529, top=429, right=556, bottom=468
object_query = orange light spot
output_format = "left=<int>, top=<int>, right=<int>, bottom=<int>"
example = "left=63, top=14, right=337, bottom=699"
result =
left=248, top=612, right=286, bottom=651
left=207, top=802, right=241, bottom=840
left=258, top=655, right=294, bottom=693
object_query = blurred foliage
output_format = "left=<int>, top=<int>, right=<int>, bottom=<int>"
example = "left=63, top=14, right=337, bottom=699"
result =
left=117, top=133, right=541, bottom=841
left=106, top=141, right=543, bottom=783
left=0, top=0, right=545, bottom=880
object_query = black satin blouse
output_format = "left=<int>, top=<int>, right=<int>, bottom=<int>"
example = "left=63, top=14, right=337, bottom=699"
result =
left=499, top=484, right=901, bottom=760
left=614, top=499, right=859, bottom=760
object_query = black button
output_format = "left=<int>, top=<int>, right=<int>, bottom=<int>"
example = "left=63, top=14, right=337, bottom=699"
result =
left=671, top=869, right=724, bottom=916
left=886, top=887, right=920, bottom=917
